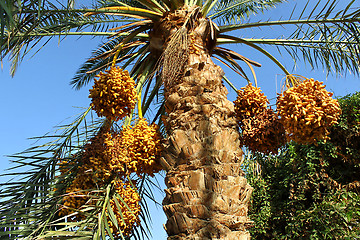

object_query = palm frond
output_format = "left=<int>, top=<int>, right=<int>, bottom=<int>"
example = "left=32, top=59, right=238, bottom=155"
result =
left=217, top=34, right=290, bottom=75
left=0, top=106, right=159, bottom=239
left=212, top=48, right=250, bottom=80
left=71, top=26, right=151, bottom=90
left=209, top=0, right=286, bottom=23
left=0, top=0, right=155, bottom=76
left=0, top=0, right=16, bottom=41
left=84, top=6, right=163, bottom=20
left=134, top=0, right=167, bottom=13
left=0, top=107, right=97, bottom=239
left=243, top=37, right=359, bottom=76
left=202, top=0, right=219, bottom=16
left=1, top=9, right=106, bottom=74
left=217, top=0, right=360, bottom=75
left=98, top=0, right=151, bottom=9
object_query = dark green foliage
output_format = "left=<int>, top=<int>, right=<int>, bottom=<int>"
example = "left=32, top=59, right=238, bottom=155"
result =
left=246, top=92, right=360, bottom=239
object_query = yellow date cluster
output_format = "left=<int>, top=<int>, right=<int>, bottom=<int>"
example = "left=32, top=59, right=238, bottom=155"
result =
left=241, top=109, right=286, bottom=154
left=234, top=76, right=341, bottom=152
left=189, top=33, right=201, bottom=55
left=58, top=130, right=114, bottom=220
left=59, top=65, right=163, bottom=236
left=234, top=83, right=269, bottom=125
left=234, top=83, right=285, bottom=154
left=89, top=66, right=137, bottom=121
left=110, top=118, right=163, bottom=177
left=108, top=180, right=141, bottom=237
left=58, top=119, right=162, bottom=235
left=277, top=78, right=341, bottom=144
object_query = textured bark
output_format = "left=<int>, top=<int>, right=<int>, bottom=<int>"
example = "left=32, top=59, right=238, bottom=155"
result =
left=160, top=14, right=253, bottom=239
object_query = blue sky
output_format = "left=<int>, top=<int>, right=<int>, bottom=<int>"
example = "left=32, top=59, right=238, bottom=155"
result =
left=0, top=1, right=359, bottom=239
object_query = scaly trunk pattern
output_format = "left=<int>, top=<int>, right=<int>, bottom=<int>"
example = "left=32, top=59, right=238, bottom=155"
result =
left=159, top=8, right=253, bottom=239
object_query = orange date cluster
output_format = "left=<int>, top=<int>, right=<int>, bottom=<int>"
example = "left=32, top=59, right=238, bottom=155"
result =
left=58, top=121, right=162, bottom=235
left=110, top=118, right=163, bottom=177
left=234, top=83, right=285, bottom=154
left=234, top=76, right=341, bottom=153
left=58, top=65, right=163, bottom=236
left=89, top=66, right=137, bottom=121
left=277, top=77, right=341, bottom=144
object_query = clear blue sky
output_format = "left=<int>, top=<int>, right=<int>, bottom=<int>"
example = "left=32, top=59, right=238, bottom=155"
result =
left=0, top=1, right=359, bottom=239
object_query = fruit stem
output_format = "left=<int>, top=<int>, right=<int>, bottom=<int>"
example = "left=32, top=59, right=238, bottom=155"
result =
left=222, top=75, right=238, bottom=92
left=286, top=74, right=305, bottom=88
left=138, top=91, right=143, bottom=119
left=112, top=44, right=124, bottom=67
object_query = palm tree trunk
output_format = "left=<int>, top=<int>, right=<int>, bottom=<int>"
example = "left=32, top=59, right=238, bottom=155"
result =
left=161, top=19, right=253, bottom=239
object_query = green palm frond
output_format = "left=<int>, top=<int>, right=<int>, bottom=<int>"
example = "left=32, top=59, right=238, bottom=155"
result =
left=98, top=0, right=145, bottom=9
left=0, top=0, right=160, bottom=76
left=209, top=0, right=286, bottom=23
left=0, top=0, right=15, bottom=39
left=71, top=24, right=151, bottom=89
left=216, top=0, right=360, bottom=75
left=248, top=37, right=359, bottom=75
left=99, top=0, right=169, bottom=13
left=0, top=107, right=158, bottom=239
left=1, top=3, right=113, bottom=75
left=0, top=107, right=96, bottom=239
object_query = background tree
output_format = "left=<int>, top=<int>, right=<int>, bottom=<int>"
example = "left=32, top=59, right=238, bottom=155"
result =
left=1, top=0, right=360, bottom=239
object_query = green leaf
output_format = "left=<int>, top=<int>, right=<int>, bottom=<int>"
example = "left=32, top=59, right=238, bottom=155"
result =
left=209, top=0, right=285, bottom=23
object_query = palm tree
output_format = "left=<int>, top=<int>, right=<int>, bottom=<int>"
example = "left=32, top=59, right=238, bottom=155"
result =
left=1, top=0, right=360, bottom=239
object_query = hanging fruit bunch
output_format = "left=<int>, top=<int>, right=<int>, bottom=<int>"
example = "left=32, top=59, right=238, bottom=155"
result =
left=234, top=83, right=269, bottom=125
left=241, top=109, right=286, bottom=154
left=57, top=68, right=163, bottom=237
left=58, top=119, right=162, bottom=223
left=108, top=180, right=141, bottom=237
left=234, top=83, right=286, bottom=154
left=277, top=76, right=341, bottom=144
left=110, top=118, right=163, bottom=177
left=57, top=60, right=164, bottom=237
left=57, top=128, right=115, bottom=221
left=57, top=157, right=92, bottom=221
left=89, top=66, right=137, bottom=121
